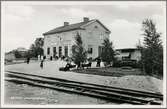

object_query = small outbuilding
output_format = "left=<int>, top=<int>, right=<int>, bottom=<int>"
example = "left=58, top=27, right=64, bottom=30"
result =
left=115, top=48, right=141, bottom=62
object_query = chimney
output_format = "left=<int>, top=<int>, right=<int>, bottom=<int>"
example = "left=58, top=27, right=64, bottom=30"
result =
left=83, top=17, right=89, bottom=22
left=64, top=22, right=69, bottom=26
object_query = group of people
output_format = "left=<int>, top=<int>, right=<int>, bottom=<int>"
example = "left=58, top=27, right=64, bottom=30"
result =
left=65, top=57, right=102, bottom=70
left=26, top=55, right=102, bottom=70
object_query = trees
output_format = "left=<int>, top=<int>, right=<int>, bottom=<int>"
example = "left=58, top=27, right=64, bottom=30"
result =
left=29, top=37, right=44, bottom=57
left=72, top=32, right=87, bottom=68
left=136, top=40, right=145, bottom=70
left=141, top=19, right=163, bottom=77
left=101, top=38, right=115, bottom=66
left=13, top=50, right=22, bottom=58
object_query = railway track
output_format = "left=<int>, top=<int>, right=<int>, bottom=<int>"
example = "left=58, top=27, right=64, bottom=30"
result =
left=5, top=71, right=163, bottom=105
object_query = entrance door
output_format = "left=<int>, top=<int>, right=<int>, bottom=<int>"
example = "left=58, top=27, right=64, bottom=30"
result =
left=59, top=46, right=62, bottom=57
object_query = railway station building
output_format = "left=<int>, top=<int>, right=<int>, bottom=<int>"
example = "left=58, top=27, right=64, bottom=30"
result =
left=43, top=17, right=111, bottom=59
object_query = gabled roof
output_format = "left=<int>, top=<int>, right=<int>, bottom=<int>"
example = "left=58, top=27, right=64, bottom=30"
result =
left=43, top=19, right=111, bottom=35
left=81, top=19, right=111, bottom=33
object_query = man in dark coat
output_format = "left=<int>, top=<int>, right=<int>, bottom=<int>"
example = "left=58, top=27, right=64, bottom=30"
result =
left=40, top=60, right=44, bottom=69
left=27, top=57, right=30, bottom=64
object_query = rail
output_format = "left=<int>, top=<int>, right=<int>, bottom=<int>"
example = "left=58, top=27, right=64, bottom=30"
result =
left=5, top=71, right=163, bottom=105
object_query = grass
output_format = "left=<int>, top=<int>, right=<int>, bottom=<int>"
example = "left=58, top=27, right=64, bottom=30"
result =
left=71, top=67, right=146, bottom=77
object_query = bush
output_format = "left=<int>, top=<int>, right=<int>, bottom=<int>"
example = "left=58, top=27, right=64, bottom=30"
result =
left=113, top=60, right=122, bottom=67
left=113, top=60, right=138, bottom=68
left=101, top=38, right=115, bottom=66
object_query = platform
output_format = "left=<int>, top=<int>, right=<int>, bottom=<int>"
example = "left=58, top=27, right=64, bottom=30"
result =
left=5, top=60, right=163, bottom=94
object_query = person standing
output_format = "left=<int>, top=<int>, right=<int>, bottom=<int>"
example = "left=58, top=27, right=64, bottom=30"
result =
left=27, top=57, right=30, bottom=64
left=40, top=60, right=44, bottom=69
left=96, top=57, right=101, bottom=67
left=88, top=58, right=92, bottom=68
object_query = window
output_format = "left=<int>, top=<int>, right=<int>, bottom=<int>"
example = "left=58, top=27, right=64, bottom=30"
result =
left=59, top=46, right=62, bottom=57
left=88, top=45, right=93, bottom=54
left=47, top=47, right=50, bottom=55
left=53, top=47, right=56, bottom=57
left=100, top=33, right=103, bottom=40
left=100, top=33, right=106, bottom=40
left=64, top=46, right=68, bottom=57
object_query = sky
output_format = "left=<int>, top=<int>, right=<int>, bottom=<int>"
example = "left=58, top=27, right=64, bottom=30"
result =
left=1, top=1, right=166, bottom=52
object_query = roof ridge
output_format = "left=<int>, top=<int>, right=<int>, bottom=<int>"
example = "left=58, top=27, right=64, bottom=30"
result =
left=43, top=20, right=93, bottom=35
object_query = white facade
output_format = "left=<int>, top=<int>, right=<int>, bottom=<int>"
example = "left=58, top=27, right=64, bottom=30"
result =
left=43, top=18, right=110, bottom=59
left=43, top=30, right=75, bottom=58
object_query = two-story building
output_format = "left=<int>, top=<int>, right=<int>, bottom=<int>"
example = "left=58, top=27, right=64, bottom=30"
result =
left=43, top=17, right=111, bottom=59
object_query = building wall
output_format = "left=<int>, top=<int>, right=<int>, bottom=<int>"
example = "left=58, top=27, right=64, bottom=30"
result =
left=80, top=21, right=110, bottom=58
left=115, top=49, right=141, bottom=62
left=43, top=21, right=110, bottom=59
left=44, top=30, right=76, bottom=58
left=130, top=50, right=141, bottom=61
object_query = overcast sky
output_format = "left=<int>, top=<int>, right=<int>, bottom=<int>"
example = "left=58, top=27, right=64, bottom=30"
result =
left=2, top=1, right=166, bottom=52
